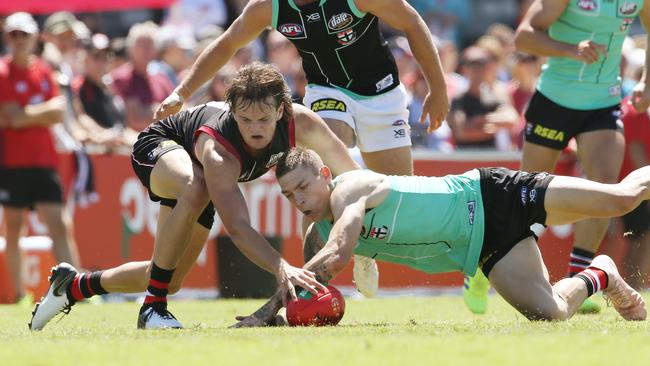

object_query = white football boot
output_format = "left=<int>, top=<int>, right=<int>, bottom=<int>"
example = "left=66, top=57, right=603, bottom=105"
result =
left=353, top=255, right=379, bottom=298
left=590, top=255, right=646, bottom=321
left=29, top=262, right=78, bottom=331
left=137, top=303, right=183, bottom=329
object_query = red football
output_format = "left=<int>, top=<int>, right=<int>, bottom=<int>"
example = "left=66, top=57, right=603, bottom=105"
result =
left=286, top=285, right=345, bottom=326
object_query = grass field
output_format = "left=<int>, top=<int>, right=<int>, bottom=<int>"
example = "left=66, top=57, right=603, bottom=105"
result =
left=1, top=294, right=649, bottom=366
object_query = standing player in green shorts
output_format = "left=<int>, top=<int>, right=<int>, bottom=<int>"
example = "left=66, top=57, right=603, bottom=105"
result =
left=464, top=0, right=650, bottom=315
left=232, top=147, right=648, bottom=327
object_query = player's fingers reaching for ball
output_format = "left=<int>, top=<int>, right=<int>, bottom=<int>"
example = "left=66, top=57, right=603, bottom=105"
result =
left=299, top=270, right=327, bottom=291
left=286, top=283, right=298, bottom=303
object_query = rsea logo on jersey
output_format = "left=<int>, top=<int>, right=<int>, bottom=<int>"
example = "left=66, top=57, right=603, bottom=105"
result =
left=328, top=12, right=353, bottom=30
left=279, top=23, right=304, bottom=37
left=311, top=98, right=347, bottom=112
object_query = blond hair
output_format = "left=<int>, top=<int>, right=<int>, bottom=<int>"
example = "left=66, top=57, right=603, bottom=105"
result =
left=275, top=147, right=323, bottom=179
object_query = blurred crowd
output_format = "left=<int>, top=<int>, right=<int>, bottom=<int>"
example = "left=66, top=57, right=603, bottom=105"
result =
left=0, top=2, right=570, bottom=154
left=0, top=1, right=647, bottom=155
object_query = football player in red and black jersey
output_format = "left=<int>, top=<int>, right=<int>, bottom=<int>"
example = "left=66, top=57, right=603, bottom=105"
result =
left=29, top=62, right=359, bottom=330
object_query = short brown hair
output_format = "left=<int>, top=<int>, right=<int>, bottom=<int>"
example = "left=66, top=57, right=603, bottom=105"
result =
left=275, top=147, right=323, bottom=179
left=225, top=62, right=293, bottom=124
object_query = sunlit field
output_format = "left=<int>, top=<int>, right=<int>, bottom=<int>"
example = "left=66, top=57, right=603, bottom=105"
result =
left=1, top=294, right=649, bottom=366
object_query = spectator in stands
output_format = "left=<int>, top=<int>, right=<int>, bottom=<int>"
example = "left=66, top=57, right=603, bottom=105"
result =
left=486, top=23, right=517, bottom=67
left=0, top=12, right=81, bottom=303
left=406, top=70, right=454, bottom=152
left=447, top=46, right=518, bottom=150
left=41, top=11, right=90, bottom=148
left=265, top=31, right=299, bottom=86
left=111, top=22, right=174, bottom=131
left=109, top=37, right=128, bottom=72
left=436, top=38, right=468, bottom=101
left=508, top=52, right=542, bottom=148
left=188, top=64, right=236, bottom=106
left=476, top=34, right=512, bottom=83
left=72, top=33, right=136, bottom=151
left=155, top=26, right=196, bottom=86
left=42, top=12, right=83, bottom=79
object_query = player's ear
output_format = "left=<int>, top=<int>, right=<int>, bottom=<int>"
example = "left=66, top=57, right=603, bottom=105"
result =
left=319, top=165, right=331, bottom=180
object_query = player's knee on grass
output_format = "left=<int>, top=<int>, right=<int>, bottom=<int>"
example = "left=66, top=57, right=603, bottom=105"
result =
left=522, top=306, right=570, bottom=321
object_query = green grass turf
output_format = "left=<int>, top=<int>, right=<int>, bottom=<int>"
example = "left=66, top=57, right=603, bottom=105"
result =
left=1, top=294, right=649, bottom=366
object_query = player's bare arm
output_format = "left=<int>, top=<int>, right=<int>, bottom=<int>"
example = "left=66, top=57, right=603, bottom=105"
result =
left=293, top=104, right=361, bottom=176
left=356, top=0, right=448, bottom=132
left=0, top=96, right=65, bottom=128
left=194, top=133, right=323, bottom=301
left=303, top=222, right=326, bottom=263
left=230, top=221, right=329, bottom=328
left=515, top=0, right=607, bottom=64
left=629, top=0, right=650, bottom=112
left=154, top=0, right=272, bottom=119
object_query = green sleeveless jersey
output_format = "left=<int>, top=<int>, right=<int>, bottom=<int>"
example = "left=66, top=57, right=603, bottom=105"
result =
left=538, top=0, right=643, bottom=110
left=314, top=169, right=485, bottom=276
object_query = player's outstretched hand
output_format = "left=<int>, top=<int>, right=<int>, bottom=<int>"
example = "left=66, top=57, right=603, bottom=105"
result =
left=230, top=314, right=267, bottom=328
left=153, top=91, right=184, bottom=120
left=420, top=89, right=449, bottom=133
left=230, top=313, right=288, bottom=328
left=276, top=260, right=326, bottom=305
left=629, top=81, right=650, bottom=113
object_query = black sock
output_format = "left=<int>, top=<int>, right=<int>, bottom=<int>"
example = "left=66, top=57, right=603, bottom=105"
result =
left=143, top=262, right=174, bottom=306
left=67, top=271, right=108, bottom=302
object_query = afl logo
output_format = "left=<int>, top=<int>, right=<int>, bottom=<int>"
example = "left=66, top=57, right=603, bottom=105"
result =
left=328, top=12, right=353, bottom=30
left=279, top=23, right=303, bottom=37
left=576, top=0, right=597, bottom=11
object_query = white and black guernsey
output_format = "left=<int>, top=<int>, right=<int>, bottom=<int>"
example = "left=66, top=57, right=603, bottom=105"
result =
left=273, top=0, right=399, bottom=97
left=143, top=102, right=295, bottom=182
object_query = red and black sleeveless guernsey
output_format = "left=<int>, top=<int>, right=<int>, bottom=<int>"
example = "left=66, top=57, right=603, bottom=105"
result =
left=138, top=102, right=295, bottom=182
left=273, top=0, right=399, bottom=97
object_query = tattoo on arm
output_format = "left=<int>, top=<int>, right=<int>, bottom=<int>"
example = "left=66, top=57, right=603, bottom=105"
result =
left=303, top=225, right=325, bottom=263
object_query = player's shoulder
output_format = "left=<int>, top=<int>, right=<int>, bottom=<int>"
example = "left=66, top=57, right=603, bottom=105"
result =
left=291, top=103, right=320, bottom=130
left=331, top=170, right=382, bottom=202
